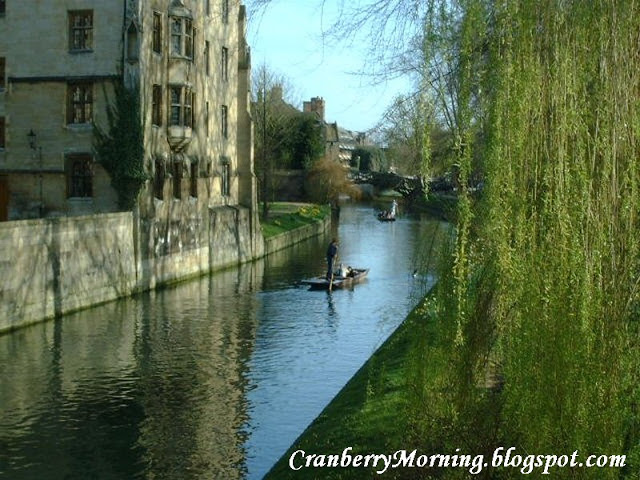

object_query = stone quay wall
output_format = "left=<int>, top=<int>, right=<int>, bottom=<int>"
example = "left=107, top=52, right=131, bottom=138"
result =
left=0, top=207, right=330, bottom=334
left=263, top=216, right=331, bottom=256
left=0, top=213, right=137, bottom=333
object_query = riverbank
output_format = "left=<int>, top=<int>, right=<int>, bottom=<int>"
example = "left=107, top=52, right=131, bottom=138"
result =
left=265, top=287, right=438, bottom=479
left=262, top=203, right=331, bottom=256
left=261, top=203, right=331, bottom=238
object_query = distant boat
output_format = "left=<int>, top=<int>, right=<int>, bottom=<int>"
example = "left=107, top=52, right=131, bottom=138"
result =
left=377, top=200, right=397, bottom=222
left=301, top=268, right=369, bottom=290
left=377, top=211, right=396, bottom=222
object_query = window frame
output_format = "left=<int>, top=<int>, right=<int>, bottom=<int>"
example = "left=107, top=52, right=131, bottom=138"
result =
left=170, top=86, right=182, bottom=126
left=184, top=90, right=193, bottom=128
left=221, top=46, right=228, bottom=82
left=221, top=105, right=228, bottom=138
left=67, top=82, right=93, bottom=125
left=205, top=102, right=209, bottom=137
left=154, top=158, right=165, bottom=200
left=68, top=10, right=93, bottom=52
left=168, top=85, right=194, bottom=128
left=190, top=161, right=198, bottom=198
left=170, top=17, right=194, bottom=59
left=66, top=154, right=93, bottom=198
left=0, top=117, right=5, bottom=150
left=173, top=161, right=182, bottom=199
left=152, top=85, right=162, bottom=127
left=152, top=12, right=162, bottom=54
left=222, top=0, right=229, bottom=24
left=0, top=57, right=5, bottom=91
left=205, top=41, right=210, bottom=76
left=221, top=158, right=230, bottom=197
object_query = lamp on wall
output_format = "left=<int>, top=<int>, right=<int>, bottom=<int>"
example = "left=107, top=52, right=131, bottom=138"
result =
left=27, top=129, right=44, bottom=217
left=27, top=129, right=36, bottom=149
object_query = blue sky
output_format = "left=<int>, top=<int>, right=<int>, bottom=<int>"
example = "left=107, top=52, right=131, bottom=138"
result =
left=246, top=0, right=412, bottom=132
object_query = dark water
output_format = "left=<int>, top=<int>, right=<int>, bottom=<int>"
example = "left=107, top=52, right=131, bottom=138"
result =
left=0, top=203, right=447, bottom=479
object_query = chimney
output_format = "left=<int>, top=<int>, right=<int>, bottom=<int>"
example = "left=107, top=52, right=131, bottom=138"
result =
left=271, top=84, right=283, bottom=101
left=303, top=96, right=325, bottom=122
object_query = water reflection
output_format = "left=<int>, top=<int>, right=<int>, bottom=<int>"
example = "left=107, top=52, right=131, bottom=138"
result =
left=135, top=273, right=258, bottom=479
left=0, top=204, right=447, bottom=480
left=0, top=271, right=259, bottom=480
left=325, top=291, right=337, bottom=318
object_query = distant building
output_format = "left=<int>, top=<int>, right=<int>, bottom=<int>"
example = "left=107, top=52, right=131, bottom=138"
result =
left=0, top=0, right=256, bottom=223
left=321, top=122, right=371, bottom=168
left=256, top=84, right=299, bottom=118
left=303, top=96, right=325, bottom=122
left=303, top=96, right=371, bottom=167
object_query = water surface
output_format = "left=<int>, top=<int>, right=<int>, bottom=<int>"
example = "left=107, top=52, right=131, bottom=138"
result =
left=0, top=203, right=446, bottom=479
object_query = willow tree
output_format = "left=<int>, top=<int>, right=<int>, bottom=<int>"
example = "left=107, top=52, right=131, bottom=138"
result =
left=417, top=1, right=640, bottom=477
left=377, top=93, right=431, bottom=176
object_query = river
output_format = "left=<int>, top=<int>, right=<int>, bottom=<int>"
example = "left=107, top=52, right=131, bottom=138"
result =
left=0, top=203, right=447, bottom=479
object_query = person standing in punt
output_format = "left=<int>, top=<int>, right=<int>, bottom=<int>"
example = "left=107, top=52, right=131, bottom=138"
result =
left=326, top=238, right=339, bottom=280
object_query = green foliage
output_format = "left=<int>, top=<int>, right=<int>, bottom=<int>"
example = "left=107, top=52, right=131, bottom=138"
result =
left=409, top=1, right=640, bottom=478
left=93, top=81, right=146, bottom=210
left=251, top=66, right=324, bottom=217
left=285, top=113, right=324, bottom=169
left=304, top=158, right=360, bottom=204
left=260, top=203, right=330, bottom=238
left=428, top=124, right=455, bottom=177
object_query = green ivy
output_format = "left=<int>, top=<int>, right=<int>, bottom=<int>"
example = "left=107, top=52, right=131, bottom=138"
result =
left=94, top=81, right=147, bottom=210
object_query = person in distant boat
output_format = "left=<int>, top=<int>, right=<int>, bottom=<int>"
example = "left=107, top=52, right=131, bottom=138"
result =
left=326, top=238, right=339, bottom=280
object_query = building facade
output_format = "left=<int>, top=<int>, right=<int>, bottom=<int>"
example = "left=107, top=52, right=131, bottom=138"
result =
left=303, top=97, right=371, bottom=168
left=0, top=0, right=257, bottom=228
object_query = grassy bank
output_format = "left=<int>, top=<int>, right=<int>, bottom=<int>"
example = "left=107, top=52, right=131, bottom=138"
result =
left=261, top=203, right=331, bottom=238
left=264, top=289, right=442, bottom=480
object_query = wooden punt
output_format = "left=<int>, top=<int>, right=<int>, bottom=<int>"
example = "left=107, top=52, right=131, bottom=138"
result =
left=301, top=268, right=369, bottom=290
left=377, top=212, right=396, bottom=222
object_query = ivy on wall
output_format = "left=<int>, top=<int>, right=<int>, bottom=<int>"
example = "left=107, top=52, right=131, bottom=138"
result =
left=94, top=81, right=147, bottom=210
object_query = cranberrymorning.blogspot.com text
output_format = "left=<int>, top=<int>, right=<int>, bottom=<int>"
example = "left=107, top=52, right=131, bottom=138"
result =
left=289, top=447, right=626, bottom=475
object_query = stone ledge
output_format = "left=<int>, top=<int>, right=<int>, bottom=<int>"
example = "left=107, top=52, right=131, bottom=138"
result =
left=263, top=215, right=331, bottom=257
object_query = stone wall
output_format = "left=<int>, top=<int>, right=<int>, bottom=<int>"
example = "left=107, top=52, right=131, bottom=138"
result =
left=0, top=213, right=137, bottom=333
left=264, top=214, right=331, bottom=256
left=0, top=206, right=327, bottom=334
left=0, top=207, right=257, bottom=334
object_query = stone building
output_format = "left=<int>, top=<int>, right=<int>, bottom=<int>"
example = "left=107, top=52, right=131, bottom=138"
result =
left=304, top=96, right=370, bottom=168
left=302, top=96, right=325, bottom=122
left=0, top=0, right=257, bottom=233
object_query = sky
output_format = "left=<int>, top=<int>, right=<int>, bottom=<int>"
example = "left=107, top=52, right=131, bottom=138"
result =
left=245, top=0, right=413, bottom=133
